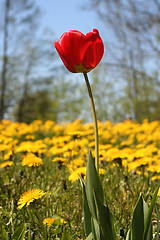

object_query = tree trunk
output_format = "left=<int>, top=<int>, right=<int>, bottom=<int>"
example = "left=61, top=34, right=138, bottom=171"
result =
left=0, top=0, right=10, bottom=120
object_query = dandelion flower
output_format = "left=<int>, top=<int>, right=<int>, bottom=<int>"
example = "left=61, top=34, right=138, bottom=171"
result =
left=52, top=157, right=66, bottom=163
left=151, top=175, right=160, bottom=181
left=22, top=153, right=43, bottom=167
left=0, top=143, right=9, bottom=151
left=43, top=217, right=67, bottom=227
left=43, top=218, right=56, bottom=226
left=17, top=189, right=46, bottom=209
left=69, top=167, right=105, bottom=182
left=0, top=161, right=13, bottom=168
left=67, top=131, right=82, bottom=140
left=69, top=167, right=86, bottom=182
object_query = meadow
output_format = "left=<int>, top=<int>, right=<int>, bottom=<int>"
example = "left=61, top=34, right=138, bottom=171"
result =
left=0, top=118, right=160, bottom=239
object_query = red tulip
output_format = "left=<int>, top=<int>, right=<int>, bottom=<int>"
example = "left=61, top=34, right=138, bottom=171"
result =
left=54, top=29, right=104, bottom=73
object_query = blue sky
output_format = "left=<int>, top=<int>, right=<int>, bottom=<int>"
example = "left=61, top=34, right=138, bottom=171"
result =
left=36, top=0, right=104, bottom=38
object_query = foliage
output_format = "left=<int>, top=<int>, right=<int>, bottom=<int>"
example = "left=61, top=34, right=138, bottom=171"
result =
left=0, top=0, right=56, bottom=121
left=86, top=0, right=160, bottom=122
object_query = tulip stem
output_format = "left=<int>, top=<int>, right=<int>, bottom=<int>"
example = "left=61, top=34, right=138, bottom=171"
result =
left=83, top=72, right=99, bottom=174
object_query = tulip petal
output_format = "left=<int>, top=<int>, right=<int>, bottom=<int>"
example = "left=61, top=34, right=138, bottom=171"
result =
left=81, top=43, right=95, bottom=69
left=81, top=29, right=104, bottom=69
left=54, top=41, right=75, bottom=72
left=59, top=30, right=85, bottom=67
left=94, top=41, right=104, bottom=66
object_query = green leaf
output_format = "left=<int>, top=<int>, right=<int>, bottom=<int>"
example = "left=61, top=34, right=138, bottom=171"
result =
left=61, top=229, right=72, bottom=240
left=86, top=232, right=93, bottom=240
left=85, top=150, right=104, bottom=219
left=125, top=228, right=131, bottom=240
left=132, top=194, right=150, bottom=240
left=27, top=224, right=32, bottom=240
left=52, top=227, right=62, bottom=236
left=93, top=190, right=117, bottom=240
left=79, top=174, right=92, bottom=236
left=0, top=225, right=8, bottom=240
left=127, top=193, right=152, bottom=240
left=12, top=223, right=26, bottom=240
left=143, top=186, right=159, bottom=240
left=91, top=217, right=100, bottom=240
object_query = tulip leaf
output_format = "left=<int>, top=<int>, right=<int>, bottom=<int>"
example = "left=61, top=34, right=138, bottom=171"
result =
left=126, top=193, right=152, bottom=240
left=79, top=174, right=92, bottom=237
left=91, top=217, right=100, bottom=240
left=85, top=150, right=104, bottom=219
left=86, top=232, right=93, bottom=240
left=143, top=186, right=159, bottom=240
left=93, top=190, right=117, bottom=240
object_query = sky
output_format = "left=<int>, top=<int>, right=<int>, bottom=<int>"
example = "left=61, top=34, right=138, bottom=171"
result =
left=35, top=0, right=104, bottom=39
left=35, top=0, right=107, bottom=72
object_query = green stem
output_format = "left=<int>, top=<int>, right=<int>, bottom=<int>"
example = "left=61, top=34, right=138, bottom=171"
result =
left=35, top=208, right=48, bottom=240
left=83, top=72, right=99, bottom=173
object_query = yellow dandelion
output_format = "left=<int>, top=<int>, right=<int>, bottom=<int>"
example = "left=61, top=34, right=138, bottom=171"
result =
left=52, top=157, right=66, bottom=163
left=151, top=175, right=160, bottom=181
left=99, top=168, right=106, bottom=174
left=43, top=217, right=56, bottom=227
left=69, top=167, right=86, bottom=182
left=72, top=157, right=85, bottom=168
left=17, top=140, right=46, bottom=154
left=69, top=167, right=106, bottom=182
left=17, top=189, right=46, bottom=209
left=16, top=141, right=33, bottom=152
left=43, top=217, right=67, bottom=227
left=59, top=218, right=67, bottom=224
left=25, top=135, right=35, bottom=140
left=67, top=131, right=82, bottom=139
left=0, top=143, right=9, bottom=152
left=0, top=161, right=13, bottom=168
left=22, top=153, right=43, bottom=167
left=4, top=150, right=13, bottom=160
left=88, top=141, right=95, bottom=148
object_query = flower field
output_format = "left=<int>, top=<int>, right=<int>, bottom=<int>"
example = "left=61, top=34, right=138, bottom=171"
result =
left=0, top=118, right=160, bottom=239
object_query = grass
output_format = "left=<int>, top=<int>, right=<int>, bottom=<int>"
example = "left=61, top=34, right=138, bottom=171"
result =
left=0, top=119, right=160, bottom=239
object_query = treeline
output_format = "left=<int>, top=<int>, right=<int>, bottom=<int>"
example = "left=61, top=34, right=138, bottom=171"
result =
left=0, top=0, right=160, bottom=123
left=88, top=0, right=160, bottom=122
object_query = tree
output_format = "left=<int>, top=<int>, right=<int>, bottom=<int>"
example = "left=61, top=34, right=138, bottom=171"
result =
left=13, top=89, right=55, bottom=123
left=86, top=0, right=160, bottom=122
left=0, top=0, right=56, bottom=121
left=0, top=0, right=10, bottom=120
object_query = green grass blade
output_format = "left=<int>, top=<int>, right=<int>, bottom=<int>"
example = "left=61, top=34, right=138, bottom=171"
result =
left=12, top=223, right=26, bottom=240
left=61, top=228, right=72, bottom=240
left=0, top=225, right=8, bottom=240
left=125, top=228, right=131, bottom=240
